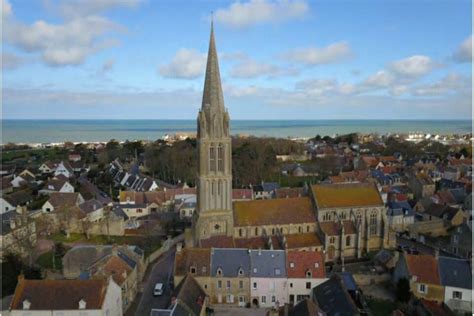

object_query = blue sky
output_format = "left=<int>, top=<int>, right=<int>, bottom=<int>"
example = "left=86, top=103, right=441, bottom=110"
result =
left=2, top=0, right=472, bottom=119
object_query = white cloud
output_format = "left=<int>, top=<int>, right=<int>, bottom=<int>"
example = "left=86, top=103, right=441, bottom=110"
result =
left=283, top=41, right=352, bottom=65
left=229, top=59, right=298, bottom=78
left=159, top=49, right=207, bottom=79
left=363, top=70, right=394, bottom=88
left=214, top=0, right=309, bottom=28
left=2, top=52, right=26, bottom=70
left=390, top=55, right=437, bottom=77
left=453, top=35, right=472, bottom=63
left=2, top=0, right=12, bottom=18
left=411, top=73, right=469, bottom=96
left=56, top=0, right=140, bottom=17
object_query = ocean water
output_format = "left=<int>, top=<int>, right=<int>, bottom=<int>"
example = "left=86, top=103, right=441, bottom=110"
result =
left=1, top=119, right=472, bottom=144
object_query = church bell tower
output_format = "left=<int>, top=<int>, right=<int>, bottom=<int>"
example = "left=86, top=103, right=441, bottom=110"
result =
left=194, top=21, right=233, bottom=245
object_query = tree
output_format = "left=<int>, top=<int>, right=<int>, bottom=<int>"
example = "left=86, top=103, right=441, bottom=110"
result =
left=1, top=252, right=42, bottom=298
left=396, top=278, right=411, bottom=303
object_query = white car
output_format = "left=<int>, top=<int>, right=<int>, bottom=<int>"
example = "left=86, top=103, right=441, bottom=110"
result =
left=153, top=283, right=164, bottom=296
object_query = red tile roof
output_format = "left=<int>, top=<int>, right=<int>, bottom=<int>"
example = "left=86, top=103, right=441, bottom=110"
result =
left=200, top=236, right=235, bottom=248
left=286, top=250, right=325, bottom=278
left=11, top=278, right=107, bottom=310
left=234, top=236, right=268, bottom=249
left=232, top=189, right=253, bottom=200
left=275, top=187, right=305, bottom=199
left=174, top=248, right=211, bottom=277
left=405, top=254, right=441, bottom=285
left=285, top=233, right=323, bottom=248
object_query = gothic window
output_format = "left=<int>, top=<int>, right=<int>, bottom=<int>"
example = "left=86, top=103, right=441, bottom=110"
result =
left=217, top=144, right=224, bottom=172
left=298, top=226, right=303, bottom=233
left=209, top=146, right=216, bottom=172
left=370, top=211, right=378, bottom=235
left=217, top=268, right=223, bottom=277
left=272, top=228, right=275, bottom=235
left=255, top=227, right=258, bottom=236
left=307, top=225, right=310, bottom=232
left=217, top=180, right=221, bottom=195
left=239, top=228, right=243, bottom=237
left=211, top=181, right=215, bottom=196
left=346, top=235, right=351, bottom=246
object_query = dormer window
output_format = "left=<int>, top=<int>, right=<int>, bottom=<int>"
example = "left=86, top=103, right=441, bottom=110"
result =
left=216, top=267, right=223, bottom=277
left=190, top=266, right=197, bottom=274
left=238, top=268, right=244, bottom=276
left=79, top=299, right=86, bottom=309
left=23, top=299, right=31, bottom=310
left=306, top=270, right=312, bottom=278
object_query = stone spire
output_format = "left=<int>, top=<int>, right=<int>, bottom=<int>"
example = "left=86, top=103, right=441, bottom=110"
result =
left=201, top=20, right=225, bottom=112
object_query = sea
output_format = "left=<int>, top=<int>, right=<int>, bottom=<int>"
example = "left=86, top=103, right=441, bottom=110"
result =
left=1, top=119, right=472, bottom=144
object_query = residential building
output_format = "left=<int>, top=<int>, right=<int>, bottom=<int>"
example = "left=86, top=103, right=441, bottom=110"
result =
left=286, top=250, right=326, bottom=305
left=41, top=192, right=84, bottom=213
left=174, top=247, right=211, bottom=293
left=79, top=199, right=104, bottom=222
left=0, top=190, right=33, bottom=214
left=438, top=256, right=472, bottom=314
left=54, top=161, right=75, bottom=178
left=9, top=277, right=122, bottom=316
left=408, top=173, right=435, bottom=199
left=311, top=274, right=360, bottom=316
left=386, top=201, right=414, bottom=232
left=39, top=178, right=74, bottom=194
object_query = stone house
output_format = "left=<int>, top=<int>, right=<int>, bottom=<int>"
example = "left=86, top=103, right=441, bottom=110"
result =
left=0, top=207, right=37, bottom=260
left=286, top=250, right=326, bottom=305
left=78, top=199, right=104, bottom=222
left=41, top=192, right=84, bottom=213
left=249, top=249, right=287, bottom=308
left=174, top=247, right=211, bottom=294
left=408, top=173, right=435, bottom=199
left=386, top=201, right=414, bottom=232
left=9, top=277, right=122, bottom=316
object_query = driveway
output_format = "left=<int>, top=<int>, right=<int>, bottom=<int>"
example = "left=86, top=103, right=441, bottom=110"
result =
left=134, top=248, right=176, bottom=315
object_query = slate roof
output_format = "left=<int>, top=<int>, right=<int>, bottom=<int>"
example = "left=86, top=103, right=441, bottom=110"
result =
left=438, top=257, right=472, bottom=289
left=312, top=183, right=383, bottom=209
left=10, top=278, right=108, bottom=310
left=79, top=199, right=103, bottom=214
left=233, top=197, right=315, bottom=226
left=286, top=250, right=325, bottom=278
left=3, top=190, right=33, bottom=206
left=387, top=201, right=414, bottom=217
left=311, top=274, right=358, bottom=316
left=172, top=274, right=206, bottom=316
left=249, top=249, right=286, bottom=278
left=210, top=248, right=250, bottom=277
left=287, top=298, right=326, bottom=316
left=174, top=248, right=211, bottom=277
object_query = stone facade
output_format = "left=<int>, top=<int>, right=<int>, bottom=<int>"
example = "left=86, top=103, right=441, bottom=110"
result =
left=194, top=22, right=233, bottom=245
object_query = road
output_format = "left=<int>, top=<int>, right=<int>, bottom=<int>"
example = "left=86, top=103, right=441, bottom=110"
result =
left=134, top=248, right=176, bottom=316
left=396, top=236, right=456, bottom=257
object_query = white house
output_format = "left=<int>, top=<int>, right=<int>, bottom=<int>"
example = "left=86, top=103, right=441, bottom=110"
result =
left=0, top=197, right=15, bottom=214
left=39, top=178, right=75, bottom=195
left=249, top=250, right=288, bottom=308
left=54, top=161, right=74, bottom=178
left=38, top=161, right=57, bottom=174
left=286, top=250, right=327, bottom=305
left=42, top=192, right=84, bottom=213
left=10, top=276, right=123, bottom=316
left=11, top=172, right=35, bottom=188
left=386, top=201, right=415, bottom=232
left=438, top=256, right=472, bottom=314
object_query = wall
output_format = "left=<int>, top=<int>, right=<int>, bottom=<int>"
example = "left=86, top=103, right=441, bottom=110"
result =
left=250, top=278, right=287, bottom=308
left=444, top=286, right=472, bottom=313
left=287, top=278, right=327, bottom=305
left=410, top=281, right=444, bottom=303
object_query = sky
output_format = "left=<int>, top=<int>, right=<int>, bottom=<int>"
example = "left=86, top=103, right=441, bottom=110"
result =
left=2, top=0, right=472, bottom=120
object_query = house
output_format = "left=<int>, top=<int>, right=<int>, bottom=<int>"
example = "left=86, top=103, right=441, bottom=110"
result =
left=38, top=161, right=57, bottom=174
left=210, top=248, right=251, bottom=306
left=448, top=223, right=472, bottom=259
left=386, top=201, right=414, bottom=232
left=253, top=182, right=279, bottom=200
left=41, top=192, right=84, bottom=213
left=1, top=176, right=13, bottom=195
left=0, top=190, right=33, bottom=214
left=408, top=173, right=435, bottom=199
left=9, top=276, right=122, bottom=316
left=286, top=250, right=326, bottom=305
left=78, top=199, right=104, bottom=222
left=0, top=208, right=37, bottom=260
left=150, top=274, right=208, bottom=316
left=86, top=246, right=139, bottom=312
left=420, top=203, right=464, bottom=227
left=249, top=249, right=287, bottom=308
left=275, top=187, right=306, bottom=199
left=393, top=253, right=444, bottom=303
left=10, top=173, right=35, bottom=188
left=272, top=298, right=326, bottom=316
left=54, top=161, right=74, bottom=178
left=438, top=256, right=472, bottom=314
left=77, top=176, right=112, bottom=205
left=39, top=178, right=74, bottom=194
left=310, top=274, right=360, bottom=316
left=174, top=246, right=211, bottom=294
left=177, top=196, right=196, bottom=219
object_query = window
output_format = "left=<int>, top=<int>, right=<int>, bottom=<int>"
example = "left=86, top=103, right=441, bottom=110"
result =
left=255, top=227, right=258, bottom=236
left=239, top=296, right=245, bottom=303
left=238, top=268, right=244, bottom=276
left=272, top=228, right=275, bottom=235
left=190, top=266, right=196, bottom=274
left=452, top=291, right=462, bottom=300
left=239, top=228, right=243, bottom=237
left=226, top=294, right=233, bottom=303
left=272, top=296, right=276, bottom=303
left=307, top=225, right=310, bottom=232
left=217, top=280, right=222, bottom=288
left=289, top=283, right=293, bottom=288
left=306, top=282, right=311, bottom=289
left=204, top=284, right=208, bottom=289
left=453, top=235, right=459, bottom=243
left=227, top=280, right=231, bottom=289
left=290, top=262, right=294, bottom=268
left=217, top=181, right=221, bottom=195
left=211, top=182, right=215, bottom=195
left=217, top=144, right=224, bottom=172
left=329, top=237, right=335, bottom=244
left=314, top=262, right=319, bottom=268
left=253, top=282, right=257, bottom=289
left=217, top=268, right=223, bottom=276
left=239, top=280, right=243, bottom=289
left=370, top=211, right=378, bottom=235
left=137, top=209, right=142, bottom=213
left=261, top=296, right=266, bottom=303
left=209, top=146, right=216, bottom=172
left=298, top=226, right=303, bottom=233
left=202, top=266, right=207, bottom=273
left=418, top=284, right=427, bottom=294
left=306, top=270, right=312, bottom=278
left=346, top=235, right=351, bottom=246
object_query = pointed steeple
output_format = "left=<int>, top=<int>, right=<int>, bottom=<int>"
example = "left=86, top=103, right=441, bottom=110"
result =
left=201, top=19, right=225, bottom=111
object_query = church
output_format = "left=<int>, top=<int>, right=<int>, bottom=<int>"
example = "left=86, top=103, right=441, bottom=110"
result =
left=189, top=22, right=393, bottom=263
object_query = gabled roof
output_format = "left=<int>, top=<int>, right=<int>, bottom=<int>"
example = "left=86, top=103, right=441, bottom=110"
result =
left=312, top=183, right=383, bottom=209
left=172, top=274, right=207, bottom=316
left=249, top=250, right=286, bottom=278
left=312, top=274, right=358, bottom=316
left=438, top=257, right=471, bottom=289
left=387, top=201, right=414, bottom=217
left=3, top=190, right=33, bottom=206
left=90, top=255, right=133, bottom=286
left=233, top=197, right=315, bottom=226
left=287, top=298, right=326, bottom=316
left=405, top=254, right=440, bottom=285
left=47, top=192, right=81, bottom=208
left=210, top=248, right=250, bottom=277
left=79, top=199, right=103, bottom=214
left=10, top=278, right=108, bottom=310
left=174, top=248, right=211, bottom=277
left=43, top=178, right=68, bottom=191
left=286, top=250, right=325, bottom=278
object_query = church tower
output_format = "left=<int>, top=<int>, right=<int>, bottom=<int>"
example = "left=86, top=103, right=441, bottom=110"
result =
left=194, top=21, right=233, bottom=244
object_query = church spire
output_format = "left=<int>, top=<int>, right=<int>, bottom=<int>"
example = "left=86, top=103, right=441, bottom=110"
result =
left=201, top=18, right=225, bottom=111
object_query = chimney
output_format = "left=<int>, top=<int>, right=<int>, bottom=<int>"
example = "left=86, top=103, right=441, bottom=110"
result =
left=434, top=248, right=439, bottom=260
left=176, top=242, right=183, bottom=253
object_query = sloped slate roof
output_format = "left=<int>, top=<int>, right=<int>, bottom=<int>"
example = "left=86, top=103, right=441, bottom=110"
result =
left=438, top=256, right=472, bottom=289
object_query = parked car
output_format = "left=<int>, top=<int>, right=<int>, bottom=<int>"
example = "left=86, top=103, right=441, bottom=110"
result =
left=154, top=283, right=164, bottom=296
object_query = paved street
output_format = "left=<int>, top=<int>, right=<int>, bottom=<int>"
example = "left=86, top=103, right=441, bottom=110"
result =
left=135, top=248, right=176, bottom=316
left=396, top=236, right=455, bottom=257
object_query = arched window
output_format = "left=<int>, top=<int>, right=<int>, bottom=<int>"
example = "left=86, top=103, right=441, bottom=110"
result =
left=255, top=227, right=258, bottom=236
left=298, top=226, right=303, bottom=233
left=272, top=228, right=275, bottom=235
left=217, top=267, right=223, bottom=277
left=346, top=235, right=351, bottom=246
left=306, top=225, right=310, bottom=233
left=239, top=229, right=243, bottom=237
left=306, top=270, right=312, bottom=278
left=217, top=180, right=221, bottom=195
left=217, top=144, right=224, bottom=172
left=211, top=181, right=215, bottom=196
left=209, top=146, right=216, bottom=172
left=370, top=211, right=378, bottom=235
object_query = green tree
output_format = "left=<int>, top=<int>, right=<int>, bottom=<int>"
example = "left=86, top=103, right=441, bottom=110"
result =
left=396, top=278, right=411, bottom=303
